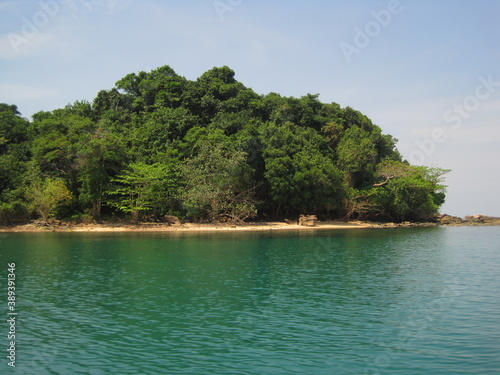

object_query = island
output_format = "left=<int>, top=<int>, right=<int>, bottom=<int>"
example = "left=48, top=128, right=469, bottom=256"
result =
left=1, top=65, right=451, bottom=228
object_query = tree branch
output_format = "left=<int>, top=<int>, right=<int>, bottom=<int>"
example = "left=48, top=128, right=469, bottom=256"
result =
left=373, top=175, right=394, bottom=187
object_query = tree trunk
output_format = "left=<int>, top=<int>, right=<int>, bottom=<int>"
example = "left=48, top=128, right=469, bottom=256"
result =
left=92, top=201, right=101, bottom=219
left=131, top=209, right=139, bottom=224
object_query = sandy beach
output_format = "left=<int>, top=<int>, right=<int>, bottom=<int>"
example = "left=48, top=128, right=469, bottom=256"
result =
left=3, top=217, right=497, bottom=233
left=0, top=220, right=389, bottom=233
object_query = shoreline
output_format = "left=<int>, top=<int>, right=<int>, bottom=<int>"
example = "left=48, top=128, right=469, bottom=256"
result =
left=0, top=220, right=436, bottom=233
left=1, top=216, right=498, bottom=233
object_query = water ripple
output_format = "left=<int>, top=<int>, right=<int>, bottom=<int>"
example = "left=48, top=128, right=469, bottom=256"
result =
left=1, top=228, right=499, bottom=374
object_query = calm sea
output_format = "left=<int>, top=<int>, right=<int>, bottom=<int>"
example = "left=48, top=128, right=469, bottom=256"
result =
left=0, top=226, right=499, bottom=374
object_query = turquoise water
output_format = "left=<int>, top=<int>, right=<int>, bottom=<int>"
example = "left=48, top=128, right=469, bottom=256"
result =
left=0, top=226, right=499, bottom=374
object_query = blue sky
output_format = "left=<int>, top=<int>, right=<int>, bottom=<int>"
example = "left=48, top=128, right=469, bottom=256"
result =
left=1, top=0, right=499, bottom=217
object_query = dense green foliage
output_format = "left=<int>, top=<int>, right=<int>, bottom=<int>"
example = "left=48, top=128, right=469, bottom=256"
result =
left=0, top=66, right=448, bottom=223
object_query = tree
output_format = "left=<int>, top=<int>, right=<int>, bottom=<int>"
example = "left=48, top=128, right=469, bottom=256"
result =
left=343, top=187, right=379, bottom=220
left=0, top=104, right=29, bottom=155
left=371, top=165, right=449, bottom=221
left=373, top=160, right=413, bottom=187
left=261, top=122, right=343, bottom=216
left=28, top=178, right=72, bottom=222
left=30, top=109, right=95, bottom=178
left=336, top=126, right=378, bottom=187
left=76, top=128, right=125, bottom=219
left=93, top=88, right=133, bottom=122
left=0, top=153, right=30, bottom=224
left=131, top=107, right=200, bottom=162
left=107, top=162, right=178, bottom=223
left=115, top=66, right=187, bottom=112
left=180, top=142, right=258, bottom=222
left=192, top=66, right=248, bottom=121
left=0, top=104, right=31, bottom=224
left=321, top=121, right=344, bottom=149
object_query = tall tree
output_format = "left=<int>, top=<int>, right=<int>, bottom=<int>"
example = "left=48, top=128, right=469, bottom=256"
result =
left=336, top=126, right=378, bottom=187
left=107, top=162, right=178, bottom=223
left=180, top=142, right=258, bottom=222
left=76, top=127, right=125, bottom=219
left=261, top=121, right=343, bottom=216
left=27, top=177, right=72, bottom=222
left=0, top=104, right=31, bottom=223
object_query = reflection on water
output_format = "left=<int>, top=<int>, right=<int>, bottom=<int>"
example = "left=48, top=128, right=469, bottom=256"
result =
left=1, top=227, right=499, bottom=374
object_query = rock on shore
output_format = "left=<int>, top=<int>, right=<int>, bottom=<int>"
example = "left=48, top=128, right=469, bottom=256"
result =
left=436, top=214, right=500, bottom=226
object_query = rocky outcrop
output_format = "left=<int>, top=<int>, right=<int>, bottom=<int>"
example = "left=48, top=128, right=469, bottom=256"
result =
left=436, top=214, right=464, bottom=225
left=164, top=215, right=181, bottom=225
left=298, top=214, right=318, bottom=226
left=464, top=215, right=500, bottom=225
left=436, top=214, right=500, bottom=226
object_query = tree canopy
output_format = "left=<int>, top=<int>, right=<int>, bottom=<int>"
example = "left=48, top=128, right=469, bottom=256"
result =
left=0, top=65, right=448, bottom=223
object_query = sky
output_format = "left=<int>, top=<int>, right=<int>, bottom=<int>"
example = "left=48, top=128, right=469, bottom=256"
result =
left=0, top=0, right=499, bottom=217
